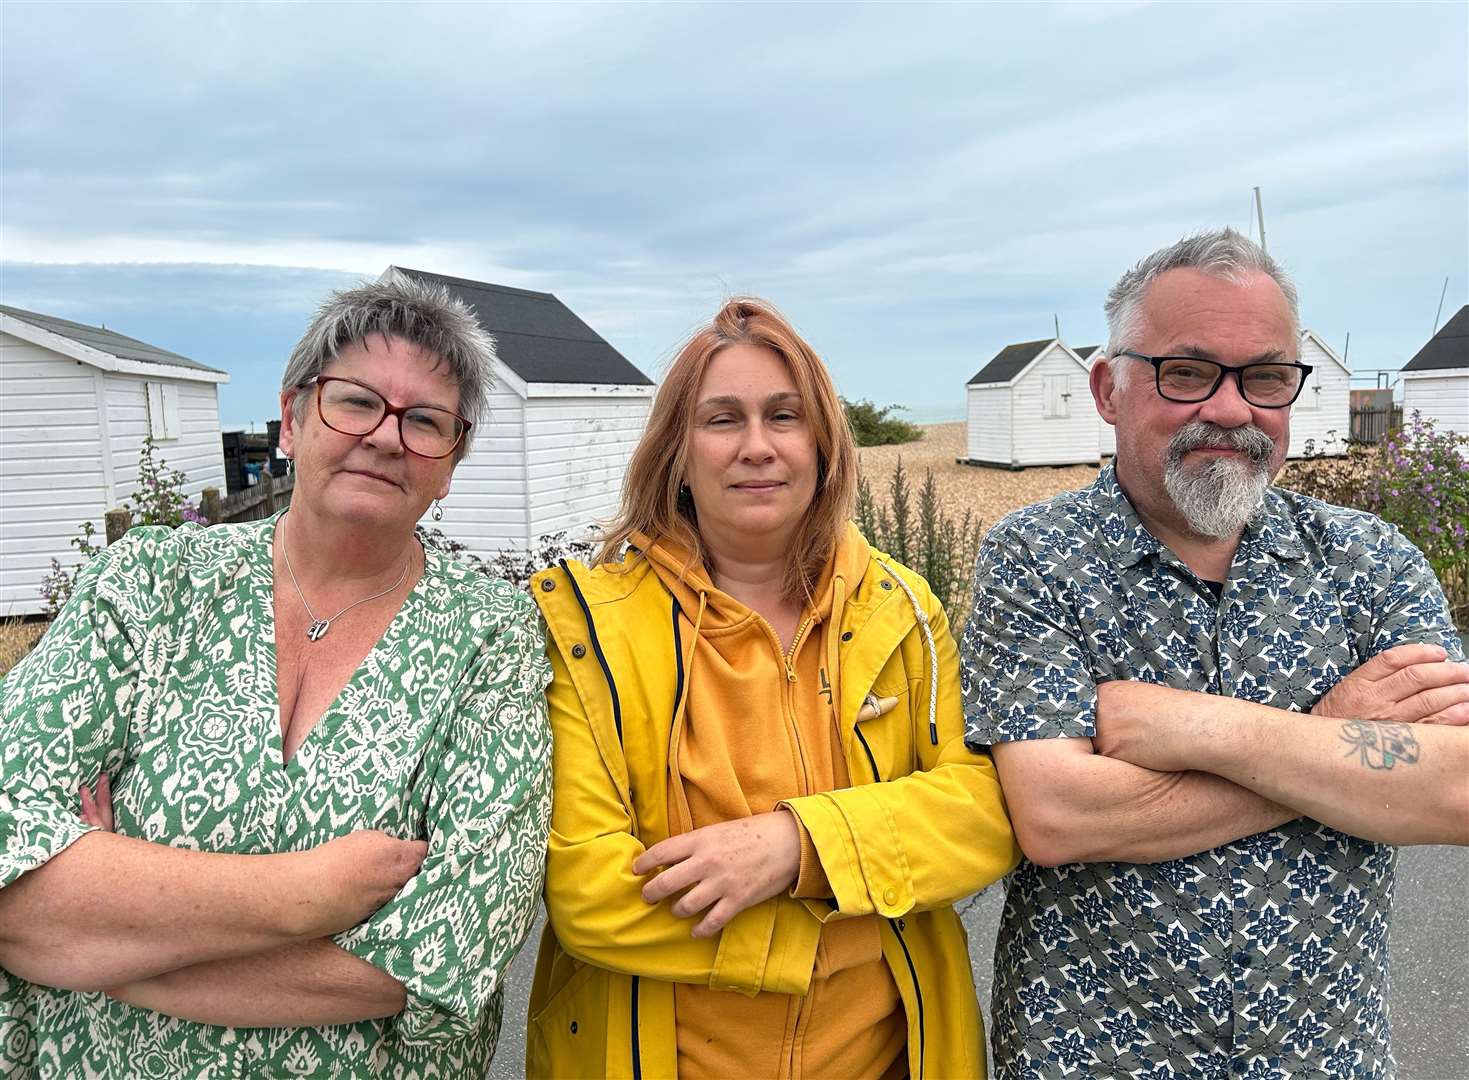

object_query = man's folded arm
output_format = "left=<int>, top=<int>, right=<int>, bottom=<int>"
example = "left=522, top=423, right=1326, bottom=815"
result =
left=990, top=736, right=1296, bottom=866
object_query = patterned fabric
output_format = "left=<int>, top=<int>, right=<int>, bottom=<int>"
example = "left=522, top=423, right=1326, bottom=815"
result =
left=960, top=464, right=1463, bottom=1079
left=0, top=516, right=553, bottom=1079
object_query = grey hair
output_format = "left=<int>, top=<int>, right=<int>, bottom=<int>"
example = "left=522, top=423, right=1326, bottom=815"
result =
left=1104, top=227, right=1300, bottom=390
left=281, top=276, right=497, bottom=459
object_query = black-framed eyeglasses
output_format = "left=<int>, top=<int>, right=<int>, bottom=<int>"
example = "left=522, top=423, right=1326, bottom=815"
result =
left=1116, top=351, right=1314, bottom=409
left=299, top=376, right=470, bottom=459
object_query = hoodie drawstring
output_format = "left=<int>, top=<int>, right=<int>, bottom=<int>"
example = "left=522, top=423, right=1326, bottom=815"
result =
left=881, top=563, right=939, bottom=746
left=667, top=589, right=706, bottom=835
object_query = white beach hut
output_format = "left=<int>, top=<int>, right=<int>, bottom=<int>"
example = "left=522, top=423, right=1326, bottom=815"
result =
left=1290, top=330, right=1352, bottom=457
left=962, top=338, right=1099, bottom=469
left=1072, top=344, right=1114, bottom=458
left=385, top=267, right=654, bottom=552
left=0, top=305, right=229, bottom=616
left=1399, top=306, right=1468, bottom=437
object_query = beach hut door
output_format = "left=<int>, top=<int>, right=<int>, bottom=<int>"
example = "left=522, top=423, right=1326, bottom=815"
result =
left=1043, top=375, right=1071, bottom=419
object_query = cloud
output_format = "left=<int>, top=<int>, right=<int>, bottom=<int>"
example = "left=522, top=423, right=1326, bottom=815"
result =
left=2, top=1, right=1464, bottom=422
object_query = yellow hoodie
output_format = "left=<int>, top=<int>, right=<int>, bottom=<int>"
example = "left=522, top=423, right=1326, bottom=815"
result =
left=527, top=525, right=1020, bottom=1080
left=639, top=529, right=905, bottom=1079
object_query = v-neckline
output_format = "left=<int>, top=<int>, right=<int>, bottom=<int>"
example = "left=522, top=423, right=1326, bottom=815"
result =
left=256, top=513, right=430, bottom=775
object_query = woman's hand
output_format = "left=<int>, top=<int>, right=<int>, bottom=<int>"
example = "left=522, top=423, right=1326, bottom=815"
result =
left=632, top=811, right=802, bottom=938
left=78, top=772, right=425, bottom=937
left=79, top=774, right=115, bottom=831
left=294, top=831, right=429, bottom=937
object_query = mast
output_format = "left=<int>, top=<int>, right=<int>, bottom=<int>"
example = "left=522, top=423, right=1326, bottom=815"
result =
left=1253, top=187, right=1267, bottom=254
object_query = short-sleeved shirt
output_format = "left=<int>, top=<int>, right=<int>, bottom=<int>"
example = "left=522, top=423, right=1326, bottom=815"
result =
left=960, top=465, right=1463, bottom=1079
left=0, top=516, right=553, bottom=1078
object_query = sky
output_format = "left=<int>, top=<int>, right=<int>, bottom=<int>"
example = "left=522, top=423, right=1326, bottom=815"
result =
left=2, top=1, right=1465, bottom=430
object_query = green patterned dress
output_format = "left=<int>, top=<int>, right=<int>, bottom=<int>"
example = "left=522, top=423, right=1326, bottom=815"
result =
left=0, top=516, right=553, bottom=1078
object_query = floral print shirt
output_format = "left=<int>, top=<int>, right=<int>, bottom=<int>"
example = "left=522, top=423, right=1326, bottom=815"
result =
left=0, top=516, right=552, bottom=1078
left=960, top=465, right=1462, bottom=1079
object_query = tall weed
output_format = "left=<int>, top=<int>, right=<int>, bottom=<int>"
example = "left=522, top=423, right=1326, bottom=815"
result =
left=856, top=459, right=984, bottom=628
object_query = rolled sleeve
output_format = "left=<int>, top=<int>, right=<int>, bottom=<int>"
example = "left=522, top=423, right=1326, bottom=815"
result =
left=0, top=536, right=152, bottom=888
left=335, top=602, right=553, bottom=1044
left=960, top=521, right=1098, bottom=748
left=1366, top=524, right=1464, bottom=663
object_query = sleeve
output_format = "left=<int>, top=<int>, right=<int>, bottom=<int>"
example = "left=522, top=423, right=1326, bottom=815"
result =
left=333, top=593, right=555, bottom=1045
left=541, top=633, right=821, bottom=998
left=1365, top=524, right=1464, bottom=663
left=0, top=533, right=155, bottom=889
left=782, top=597, right=1020, bottom=920
left=959, top=519, right=1099, bottom=747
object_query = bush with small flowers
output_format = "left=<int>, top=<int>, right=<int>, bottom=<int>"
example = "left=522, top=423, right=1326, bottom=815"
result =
left=39, top=438, right=207, bottom=617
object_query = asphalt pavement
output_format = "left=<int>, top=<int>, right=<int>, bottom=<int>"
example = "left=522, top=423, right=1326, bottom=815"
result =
left=488, top=843, right=1469, bottom=1078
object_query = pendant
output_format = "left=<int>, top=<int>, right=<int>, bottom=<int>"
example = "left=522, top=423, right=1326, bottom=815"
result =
left=306, top=619, right=331, bottom=642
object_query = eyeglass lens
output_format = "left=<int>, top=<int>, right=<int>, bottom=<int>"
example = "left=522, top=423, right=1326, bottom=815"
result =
left=1158, top=359, right=1304, bottom=406
left=318, top=380, right=463, bottom=456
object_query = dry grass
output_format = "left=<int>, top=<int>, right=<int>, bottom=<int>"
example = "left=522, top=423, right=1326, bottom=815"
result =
left=0, top=618, right=48, bottom=678
left=856, top=422, right=1100, bottom=534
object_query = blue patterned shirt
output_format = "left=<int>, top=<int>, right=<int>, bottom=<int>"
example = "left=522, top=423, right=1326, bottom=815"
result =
left=960, top=464, right=1462, bottom=1079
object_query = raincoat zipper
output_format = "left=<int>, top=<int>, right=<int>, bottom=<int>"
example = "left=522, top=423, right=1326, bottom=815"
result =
left=855, top=725, right=927, bottom=1080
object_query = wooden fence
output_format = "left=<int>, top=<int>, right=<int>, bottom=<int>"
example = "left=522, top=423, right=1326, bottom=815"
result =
left=103, top=473, right=296, bottom=544
left=1348, top=402, right=1402, bottom=445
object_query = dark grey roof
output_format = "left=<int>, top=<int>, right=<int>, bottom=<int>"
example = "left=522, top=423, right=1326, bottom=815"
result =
left=392, top=268, right=652, bottom=386
left=1073, top=344, right=1101, bottom=361
left=967, top=339, right=1053, bottom=385
left=0, top=303, right=225, bottom=375
left=1402, top=306, right=1469, bottom=372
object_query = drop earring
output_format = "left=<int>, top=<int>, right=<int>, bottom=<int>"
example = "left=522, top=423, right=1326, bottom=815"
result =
left=431, top=499, right=444, bottom=522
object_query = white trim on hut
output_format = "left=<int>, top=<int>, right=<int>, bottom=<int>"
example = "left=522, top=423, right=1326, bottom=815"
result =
left=962, top=338, right=1099, bottom=469
left=0, top=306, right=228, bottom=617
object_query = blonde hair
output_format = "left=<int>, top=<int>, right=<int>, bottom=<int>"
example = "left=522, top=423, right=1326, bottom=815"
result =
left=596, top=297, right=857, bottom=601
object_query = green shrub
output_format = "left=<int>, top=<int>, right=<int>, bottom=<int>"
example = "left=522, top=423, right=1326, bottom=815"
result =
left=855, top=458, right=984, bottom=627
left=843, top=398, right=923, bottom=447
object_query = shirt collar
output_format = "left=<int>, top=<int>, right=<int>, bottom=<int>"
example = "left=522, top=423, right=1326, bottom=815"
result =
left=1088, top=462, right=1306, bottom=568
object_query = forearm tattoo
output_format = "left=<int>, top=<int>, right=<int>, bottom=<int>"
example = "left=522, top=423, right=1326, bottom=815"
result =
left=1339, top=720, right=1422, bottom=770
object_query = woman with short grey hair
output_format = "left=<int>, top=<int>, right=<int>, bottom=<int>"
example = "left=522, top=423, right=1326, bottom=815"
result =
left=0, top=277, right=552, bottom=1078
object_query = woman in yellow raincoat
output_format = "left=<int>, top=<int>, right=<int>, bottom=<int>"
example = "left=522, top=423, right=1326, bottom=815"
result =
left=527, top=297, right=1019, bottom=1080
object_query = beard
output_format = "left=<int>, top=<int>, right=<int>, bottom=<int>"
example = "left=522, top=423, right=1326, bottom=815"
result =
left=1162, top=422, right=1276, bottom=539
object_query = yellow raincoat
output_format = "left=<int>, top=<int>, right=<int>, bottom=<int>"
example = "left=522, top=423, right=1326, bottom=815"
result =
left=527, top=528, right=1019, bottom=1079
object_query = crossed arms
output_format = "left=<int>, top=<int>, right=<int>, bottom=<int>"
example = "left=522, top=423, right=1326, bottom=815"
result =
left=0, top=821, right=424, bottom=1021
left=993, top=643, right=1469, bottom=868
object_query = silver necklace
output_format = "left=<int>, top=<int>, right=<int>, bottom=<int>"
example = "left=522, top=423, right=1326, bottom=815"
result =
left=278, top=509, right=412, bottom=642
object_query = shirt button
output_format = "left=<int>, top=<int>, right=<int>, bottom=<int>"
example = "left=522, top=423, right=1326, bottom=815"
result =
left=883, top=886, right=898, bottom=905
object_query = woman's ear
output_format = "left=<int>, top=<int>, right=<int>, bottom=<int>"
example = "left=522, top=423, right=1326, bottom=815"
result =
left=278, top=389, right=299, bottom=458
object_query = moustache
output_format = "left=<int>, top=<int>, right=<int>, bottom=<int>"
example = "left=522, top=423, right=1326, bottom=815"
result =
left=1166, top=422, right=1275, bottom=466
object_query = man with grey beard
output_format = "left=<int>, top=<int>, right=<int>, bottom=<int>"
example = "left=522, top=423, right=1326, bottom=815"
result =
left=960, top=227, right=1468, bottom=1078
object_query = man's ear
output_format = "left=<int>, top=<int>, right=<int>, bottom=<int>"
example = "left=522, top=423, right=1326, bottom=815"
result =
left=1090, top=358, right=1121, bottom=426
